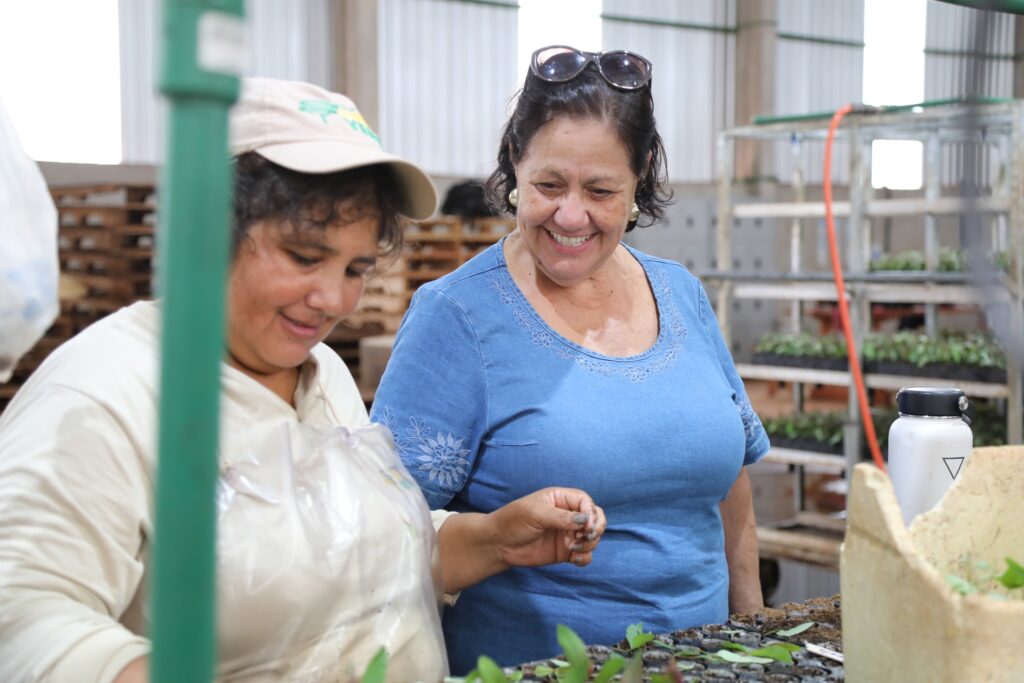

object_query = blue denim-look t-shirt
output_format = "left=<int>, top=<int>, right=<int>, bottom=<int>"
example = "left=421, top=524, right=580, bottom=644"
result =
left=371, top=240, right=770, bottom=674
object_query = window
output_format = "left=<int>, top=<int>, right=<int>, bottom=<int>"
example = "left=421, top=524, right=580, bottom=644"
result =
left=0, top=0, right=122, bottom=164
left=863, top=0, right=927, bottom=190
left=517, top=0, right=602, bottom=84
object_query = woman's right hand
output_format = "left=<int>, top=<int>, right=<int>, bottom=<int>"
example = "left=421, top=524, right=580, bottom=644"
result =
left=491, top=487, right=607, bottom=568
left=436, top=487, right=607, bottom=592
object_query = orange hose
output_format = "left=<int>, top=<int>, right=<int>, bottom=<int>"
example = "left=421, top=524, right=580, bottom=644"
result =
left=823, top=105, right=887, bottom=471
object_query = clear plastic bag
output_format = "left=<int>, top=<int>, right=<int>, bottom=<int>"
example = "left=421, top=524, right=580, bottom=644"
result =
left=215, top=421, right=447, bottom=682
left=0, top=100, right=58, bottom=382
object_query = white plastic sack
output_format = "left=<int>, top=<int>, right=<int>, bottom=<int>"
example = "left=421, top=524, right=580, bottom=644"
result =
left=215, top=421, right=447, bottom=682
left=0, top=100, right=58, bottom=382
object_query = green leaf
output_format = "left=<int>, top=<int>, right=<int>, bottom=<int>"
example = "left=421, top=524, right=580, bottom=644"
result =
left=593, top=655, right=626, bottom=683
left=772, top=642, right=802, bottom=652
left=548, top=659, right=570, bottom=668
left=946, top=574, right=978, bottom=595
left=674, top=645, right=703, bottom=657
left=555, top=625, right=589, bottom=683
left=619, top=655, right=644, bottom=683
left=556, top=624, right=589, bottom=667
left=508, top=673, right=523, bottom=682
left=748, top=644, right=796, bottom=664
left=476, top=656, right=509, bottom=683
left=361, top=647, right=388, bottom=683
left=997, top=557, right=1024, bottom=589
left=714, top=650, right=775, bottom=665
left=775, top=621, right=815, bottom=638
left=532, top=664, right=554, bottom=676
left=625, top=622, right=655, bottom=650
left=718, top=641, right=751, bottom=652
left=460, top=669, right=480, bottom=683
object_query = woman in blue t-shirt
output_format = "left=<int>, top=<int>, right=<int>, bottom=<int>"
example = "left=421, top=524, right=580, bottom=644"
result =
left=371, top=46, right=770, bottom=673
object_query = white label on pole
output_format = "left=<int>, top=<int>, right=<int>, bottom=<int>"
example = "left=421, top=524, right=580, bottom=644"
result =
left=197, top=11, right=248, bottom=76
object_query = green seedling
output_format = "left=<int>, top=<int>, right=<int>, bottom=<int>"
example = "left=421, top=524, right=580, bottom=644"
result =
left=592, top=654, right=626, bottom=683
left=998, top=557, right=1024, bottom=589
left=719, top=639, right=799, bottom=664
left=748, top=643, right=799, bottom=664
left=532, top=664, right=554, bottom=676
left=625, top=622, right=655, bottom=650
left=555, top=624, right=590, bottom=683
left=946, top=574, right=978, bottom=595
left=948, top=556, right=1024, bottom=597
left=715, top=650, right=775, bottom=665
left=775, top=621, right=815, bottom=638
left=475, top=656, right=512, bottom=683
left=619, top=654, right=644, bottom=683
left=360, top=647, right=388, bottom=683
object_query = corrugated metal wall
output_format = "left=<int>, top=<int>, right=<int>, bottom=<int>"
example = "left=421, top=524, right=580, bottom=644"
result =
left=924, top=1, right=1014, bottom=189
left=774, top=0, right=865, bottom=185
left=118, top=0, right=162, bottom=164
left=378, top=0, right=518, bottom=179
left=925, top=0, right=1014, bottom=100
left=119, top=0, right=333, bottom=164
left=602, top=0, right=735, bottom=185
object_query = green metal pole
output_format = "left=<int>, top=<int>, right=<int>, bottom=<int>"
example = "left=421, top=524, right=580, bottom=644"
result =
left=152, top=2, right=243, bottom=682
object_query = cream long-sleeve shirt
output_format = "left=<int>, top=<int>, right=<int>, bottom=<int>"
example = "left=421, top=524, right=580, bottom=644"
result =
left=0, top=301, right=453, bottom=682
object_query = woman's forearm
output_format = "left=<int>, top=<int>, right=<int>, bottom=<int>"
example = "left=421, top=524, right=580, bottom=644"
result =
left=436, top=512, right=508, bottom=593
left=720, top=467, right=763, bottom=614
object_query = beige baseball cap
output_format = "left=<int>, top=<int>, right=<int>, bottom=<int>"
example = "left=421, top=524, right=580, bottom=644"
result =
left=230, top=77, right=437, bottom=220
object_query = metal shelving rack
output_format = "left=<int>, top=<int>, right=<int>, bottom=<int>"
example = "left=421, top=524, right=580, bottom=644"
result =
left=707, top=102, right=1024, bottom=565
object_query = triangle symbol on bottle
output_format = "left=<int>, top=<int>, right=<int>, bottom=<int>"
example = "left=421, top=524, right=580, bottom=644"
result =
left=943, top=457, right=965, bottom=480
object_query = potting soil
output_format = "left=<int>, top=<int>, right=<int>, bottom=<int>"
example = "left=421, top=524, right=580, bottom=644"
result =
left=504, top=595, right=843, bottom=682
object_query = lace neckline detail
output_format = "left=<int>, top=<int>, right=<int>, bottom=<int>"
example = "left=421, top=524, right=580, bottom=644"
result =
left=488, top=240, right=687, bottom=382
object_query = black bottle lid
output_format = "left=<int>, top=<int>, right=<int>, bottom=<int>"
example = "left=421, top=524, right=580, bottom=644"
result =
left=896, top=387, right=969, bottom=419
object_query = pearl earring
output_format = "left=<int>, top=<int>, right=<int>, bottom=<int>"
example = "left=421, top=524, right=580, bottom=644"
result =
left=629, top=203, right=640, bottom=222
left=508, top=188, right=519, bottom=207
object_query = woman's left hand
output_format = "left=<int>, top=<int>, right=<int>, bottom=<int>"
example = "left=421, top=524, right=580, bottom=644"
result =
left=491, top=487, right=606, bottom=568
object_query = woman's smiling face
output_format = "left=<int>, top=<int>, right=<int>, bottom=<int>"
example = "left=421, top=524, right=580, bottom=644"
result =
left=512, top=115, right=639, bottom=287
left=225, top=204, right=379, bottom=385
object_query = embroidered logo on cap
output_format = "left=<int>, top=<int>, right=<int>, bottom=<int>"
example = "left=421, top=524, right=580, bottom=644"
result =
left=299, top=99, right=381, bottom=146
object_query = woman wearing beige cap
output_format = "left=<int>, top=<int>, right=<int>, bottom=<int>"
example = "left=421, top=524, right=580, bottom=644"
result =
left=0, top=78, right=605, bottom=683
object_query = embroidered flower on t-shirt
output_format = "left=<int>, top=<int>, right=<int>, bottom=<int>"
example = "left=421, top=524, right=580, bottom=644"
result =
left=377, top=409, right=471, bottom=491
left=416, top=431, right=471, bottom=489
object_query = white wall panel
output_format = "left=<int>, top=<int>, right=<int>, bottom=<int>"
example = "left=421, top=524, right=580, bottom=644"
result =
left=774, top=0, right=864, bottom=185
left=119, top=0, right=162, bottom=164
left=119, top=0, right=333, bottom=164
left=924, top=1, right=1013, bottom=189
left=925, top=0, right=1014, bottom=100
left=247, top=0, right=333, bottom=88
left=379, top=0, right=518, bottom=178
left=603, top=1, right=734, bottom=184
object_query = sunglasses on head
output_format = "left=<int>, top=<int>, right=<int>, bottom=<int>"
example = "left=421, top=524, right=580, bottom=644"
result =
left=530, top=45, right=652, bottom=91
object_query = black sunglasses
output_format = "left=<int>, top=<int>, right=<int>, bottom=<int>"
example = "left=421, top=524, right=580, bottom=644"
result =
left=530, top=45, right=653, bottom=91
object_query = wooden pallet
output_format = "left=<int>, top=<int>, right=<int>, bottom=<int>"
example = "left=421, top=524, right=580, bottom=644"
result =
left=401, top=216, right=512, bottom=298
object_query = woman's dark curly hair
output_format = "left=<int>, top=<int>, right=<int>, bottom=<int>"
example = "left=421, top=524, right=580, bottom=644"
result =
left=232, top=152, right=405, bottom=258
left=485, top=63, right=672, bottom=231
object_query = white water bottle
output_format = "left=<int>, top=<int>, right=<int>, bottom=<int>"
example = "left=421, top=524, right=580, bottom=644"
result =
left=887, top=387, right=974, bottom=525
